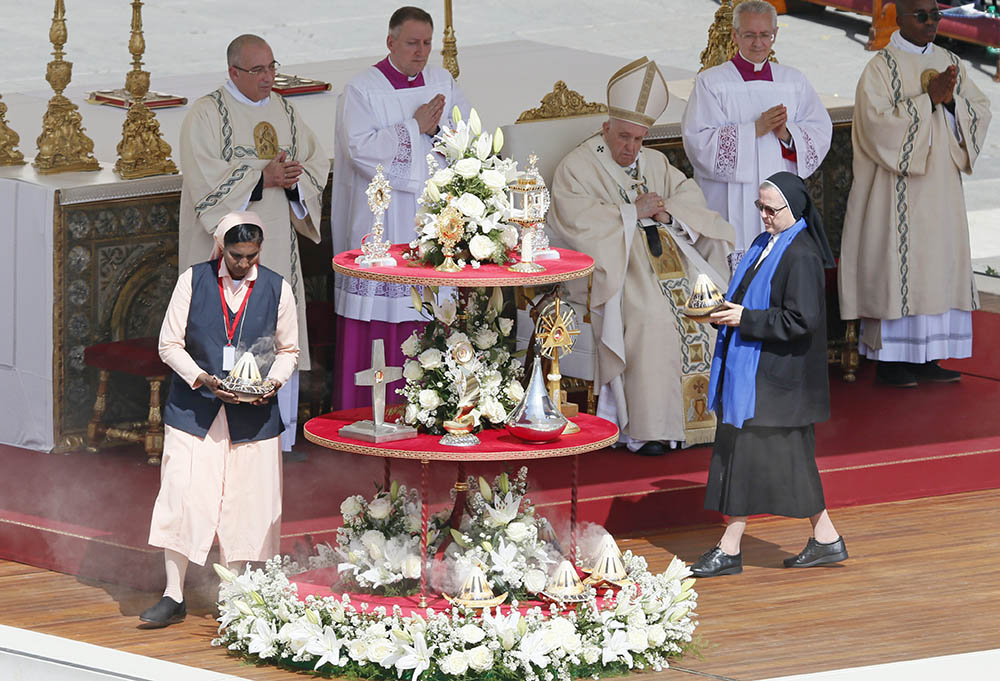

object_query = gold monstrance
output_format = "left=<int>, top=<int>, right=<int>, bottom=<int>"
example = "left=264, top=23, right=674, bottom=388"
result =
left=34, top=0, right=100, bottom=174
left=114, top=0, right=178, bottom=179
left=356, top=164, right=397, bottom=267
left=535, top=297, right=581, bottom=434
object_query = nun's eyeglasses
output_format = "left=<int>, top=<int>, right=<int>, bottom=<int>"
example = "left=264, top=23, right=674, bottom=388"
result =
left=754, top=200, right=787, bottom=217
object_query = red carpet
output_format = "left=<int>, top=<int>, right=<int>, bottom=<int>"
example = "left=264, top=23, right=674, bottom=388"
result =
left=3, top=342, right=1000, bottom=589
left=941, top=310, right=1000, bottom=380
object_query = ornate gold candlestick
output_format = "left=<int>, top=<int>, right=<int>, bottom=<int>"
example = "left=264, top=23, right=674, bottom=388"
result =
left=34, top=0, right=100, bottom=174
left=114, top=0, right=177, bottom=179
left=442, top=0, right=459, bottom=80
left=0, top=94, right=26, bottom=166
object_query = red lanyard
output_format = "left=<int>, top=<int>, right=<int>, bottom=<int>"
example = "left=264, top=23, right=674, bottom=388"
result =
left=218, top=263, right=255, bottom=346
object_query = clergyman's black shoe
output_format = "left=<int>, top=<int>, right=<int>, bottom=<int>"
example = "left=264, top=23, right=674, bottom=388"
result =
left=690, top=547, right=742, bottom=577
left=139, top=596, right=186, bottom=627
left=912, top=360, right=961, bottom=383
left=875, top=361, right=918, bottom=388
left=634, top=441, right=666, bottom=456
left=783, top=536, right=849, bottom=568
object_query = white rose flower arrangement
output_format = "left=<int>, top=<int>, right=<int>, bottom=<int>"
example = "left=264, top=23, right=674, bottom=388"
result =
left=443, top=469, right=561, bottom=599
left=398, top=287, right=523, bottom=434
left=327, top=481, right=448, bottom=595
left=408, top=107, right=520, bottom=269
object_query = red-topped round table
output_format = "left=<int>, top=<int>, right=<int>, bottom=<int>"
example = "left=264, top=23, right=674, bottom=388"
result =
left=304, top=409, right=618, bottom=605
left=332, top=244, right=594, bottom=287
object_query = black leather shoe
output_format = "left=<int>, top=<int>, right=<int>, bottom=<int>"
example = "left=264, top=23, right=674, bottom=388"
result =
left=912, top=360, right=961, bottom=383
left=875, top=361, right=917, bottom=388
left=690, top=547, right=742, bottom=577
left=634, top=441, right=666, bottom=456
left=139, top=596, right=186, bottom=627
left=783, top=536, right=848, bottom=568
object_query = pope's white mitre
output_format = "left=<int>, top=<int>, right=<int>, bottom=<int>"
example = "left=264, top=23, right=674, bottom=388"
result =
left=606, top=57, right=669, bottom=128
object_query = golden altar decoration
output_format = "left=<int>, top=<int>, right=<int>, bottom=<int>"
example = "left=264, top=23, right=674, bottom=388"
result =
left=0, top=94, right=25, bottom=166
left=535, top=297, right=582, bottom=434
left=34, top=0, right=101, bottom=175
left=442, top=0, right=460, bottom=80
left=114, top=0, right=178, bottom=180
left=516, top=80, right=607, bottom=123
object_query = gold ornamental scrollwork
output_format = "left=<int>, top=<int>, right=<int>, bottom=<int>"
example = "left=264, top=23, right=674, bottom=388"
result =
left=515, top=81, right=608, bottom=124
left=0, top=94, right=25, bottom=166
left=34, top=0, right=101, bottom=174
left=114, top=0, right=178, bottom=179
left=699, top=0, right=777, bottom=72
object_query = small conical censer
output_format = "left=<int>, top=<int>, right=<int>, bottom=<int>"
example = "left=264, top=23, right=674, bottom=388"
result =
left=683, top=273, right=726, bottom=322
left=541, top=559, right=589, bottom=603
left=444, top=564, right=507, bottom=609
left=583, top=534, right=632, bottom=588
left=505, top=351, right=567, bottom=443
left=220, top=351, right=271, bottom=402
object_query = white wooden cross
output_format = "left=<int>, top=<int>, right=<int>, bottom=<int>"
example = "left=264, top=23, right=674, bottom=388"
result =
left=355, top=339, right=404, bottom=429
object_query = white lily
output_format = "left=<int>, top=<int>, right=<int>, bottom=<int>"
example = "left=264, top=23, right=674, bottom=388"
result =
left=280, top=617, right=322, bottom=657
left=493, top=127, right=504, bottom=154
left=452, top=105, right=463, bottom=126
left=515, top=630, right=554, bottom=669
left=489, top=537, right=520, bottom=584
left=601, top=629, right=634, bottom=667
left=475, top=133, right=492, bottom=161
left=433, top=298, right=458, bottom=325
left=485, top=491, right=522, bottom=526
left=394, top=632, right=434, bottom=681
left=423, top=180, right=440, bottom=203
left=468, top=108, right=482, bottom=136
left=306, top=625, right=346, bottom=670
left=247, top=618, right=279, bottom=659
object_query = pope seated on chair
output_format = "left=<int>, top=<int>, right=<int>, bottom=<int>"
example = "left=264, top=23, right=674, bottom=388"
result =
left=547, top=57, right=734, bottom=456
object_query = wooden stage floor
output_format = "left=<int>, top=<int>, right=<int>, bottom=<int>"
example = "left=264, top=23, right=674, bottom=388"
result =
left=2, top=489, right=998, bottom=681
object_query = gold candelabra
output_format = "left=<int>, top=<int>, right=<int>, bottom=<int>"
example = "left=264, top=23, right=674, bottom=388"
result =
left=34, top=0, right=100, bottom=174
left=0, top=94, right=26, bottom=166
left=442, top=0, right=459, bottom=80
left=114, top=0, right=177, bottom=179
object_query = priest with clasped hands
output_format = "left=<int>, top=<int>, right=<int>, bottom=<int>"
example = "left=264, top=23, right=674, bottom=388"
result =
left=838, top=0, right=992, bottom=388
left=177, top=34, right=329, bottom=459
left=548, top=58, right=734, bottom=456
left=681, top=0, right=831, bottom=273
left=331, top=6, right=470, bottom=409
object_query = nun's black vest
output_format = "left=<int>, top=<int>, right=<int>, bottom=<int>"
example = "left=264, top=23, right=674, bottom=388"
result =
left=163, top=260, right=284, bottom=443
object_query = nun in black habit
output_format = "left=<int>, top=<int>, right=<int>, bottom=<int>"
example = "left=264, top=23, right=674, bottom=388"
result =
left=691, top=171, right=849, bottom=578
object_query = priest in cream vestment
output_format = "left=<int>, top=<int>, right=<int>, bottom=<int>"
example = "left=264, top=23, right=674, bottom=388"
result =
left=549, top=58, right=734, bottom=455
left=838, top=1, right=991, bottom=388
left=177, top=35, right=329, bottom=451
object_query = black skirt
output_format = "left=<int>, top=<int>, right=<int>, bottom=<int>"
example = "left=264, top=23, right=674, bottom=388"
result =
left=703, top=421, right=826, bottom=518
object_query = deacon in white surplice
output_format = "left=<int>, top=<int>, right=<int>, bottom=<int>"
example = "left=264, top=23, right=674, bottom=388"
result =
left=331, top=6, right=470, bottom=409
left=177, top=34, right=329, bottom=454
left=549, top=58, right=734, bottom=456
left=682, top=0, right=831, bottom=270
left=839, top=0, right=991, bottom=387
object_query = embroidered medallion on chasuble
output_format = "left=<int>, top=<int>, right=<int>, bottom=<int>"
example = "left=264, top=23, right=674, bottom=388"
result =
left=254, top=121, right=279, bottom=160
left=640, top=229, right=717, bottom=445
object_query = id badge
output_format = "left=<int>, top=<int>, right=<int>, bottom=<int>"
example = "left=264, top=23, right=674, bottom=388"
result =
left=222, top=344, right=236, bottom=371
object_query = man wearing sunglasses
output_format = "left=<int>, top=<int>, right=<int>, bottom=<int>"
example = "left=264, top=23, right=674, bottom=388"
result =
left=177, top=34, right=330, bottom=457
left=839, top=0, right=991, bottom=387
left=682, top=0, right=831, bottom=274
